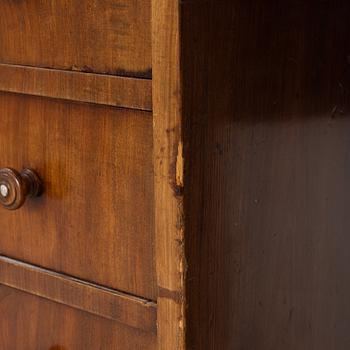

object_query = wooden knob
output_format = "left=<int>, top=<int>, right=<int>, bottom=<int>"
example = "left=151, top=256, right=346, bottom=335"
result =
left=0, top=168, right=43, bottom=210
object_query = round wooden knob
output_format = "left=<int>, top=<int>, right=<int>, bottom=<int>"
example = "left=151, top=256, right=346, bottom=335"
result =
left=0, top=168, right=43, bottom=210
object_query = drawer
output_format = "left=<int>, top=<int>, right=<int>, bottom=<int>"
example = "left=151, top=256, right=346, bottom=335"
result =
left=0, top=284, right=156, bottom=350
left=0, top=92, right=156, bottom=300
left=0, top=0, right=151, bottom=78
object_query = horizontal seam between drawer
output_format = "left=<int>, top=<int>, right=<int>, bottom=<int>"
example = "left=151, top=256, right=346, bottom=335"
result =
left=0, top=255, right=157, bottom=333
left=0, top=63, right=153, bottom=111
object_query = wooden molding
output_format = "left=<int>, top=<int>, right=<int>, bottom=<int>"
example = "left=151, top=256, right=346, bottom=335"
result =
left=0, top=64, right=152, bottom=110
left=0, top=256, right=157, bottom=333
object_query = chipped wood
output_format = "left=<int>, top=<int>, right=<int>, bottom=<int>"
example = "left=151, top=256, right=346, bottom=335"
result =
left=152, top=0, right=186, bottom=348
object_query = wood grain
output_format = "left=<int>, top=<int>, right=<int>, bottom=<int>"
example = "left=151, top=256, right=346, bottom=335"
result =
left=0, top=64, right=152, bottom=110
left=0, top=92, right=156, bottom=300
left=0, top=0, right=151, bottom=78
left=182, top=1, right=350, bottom=349
left=0, top=285, right=157, bottom=350
left=0, top=255, right=156, bottom=333
left=152, top=0, right=186, bottom=349
left=2, top=0, right=349, bottom=348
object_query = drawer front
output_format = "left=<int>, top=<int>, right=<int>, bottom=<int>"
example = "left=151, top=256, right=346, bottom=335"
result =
left=0, top=285, right=156, bottom=350
left=0, top=0, right=151, bottom=78
left=0, top=92, right=156, bottom=300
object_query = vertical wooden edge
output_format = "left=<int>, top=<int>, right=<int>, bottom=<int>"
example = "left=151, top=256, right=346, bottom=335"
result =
left=152, top=0, right=186, bottom=349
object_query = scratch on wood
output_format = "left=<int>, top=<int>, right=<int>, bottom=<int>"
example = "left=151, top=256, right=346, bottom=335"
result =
left=171, top=140, right=184, bottom=197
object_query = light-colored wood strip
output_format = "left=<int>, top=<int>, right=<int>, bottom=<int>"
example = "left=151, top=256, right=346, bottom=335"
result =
left=0, top=256, right=157, bottom=333
left=152, top=0, right=186, bottom=349
left=0, top=64, right=152, bottom=110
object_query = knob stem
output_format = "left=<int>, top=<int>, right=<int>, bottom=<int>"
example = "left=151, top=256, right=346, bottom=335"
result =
left=21, top=168, right=43, bottom=198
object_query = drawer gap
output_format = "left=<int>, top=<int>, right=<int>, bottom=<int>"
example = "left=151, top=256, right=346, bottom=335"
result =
left=0, top=255, right=157, bottom=333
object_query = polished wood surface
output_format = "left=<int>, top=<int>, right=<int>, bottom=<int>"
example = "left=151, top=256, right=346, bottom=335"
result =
left=0, top=285, right=156, bottom=350
left=1, top=0, right=349, bottom=348
left=152, top=1, right=186, bottom=349
left=0, top=64, right=152, bottom=111
left=0, top=256, right=157, bottom=332
left=0, top=0, right=151, bottom=78
left=0, top=92, right=156, bottom=300
left=182, top=1, right=350, bottom=349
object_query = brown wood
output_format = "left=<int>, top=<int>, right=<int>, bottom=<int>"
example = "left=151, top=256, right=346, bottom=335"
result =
left=0, top=285, right=156, bottom=350
left=0, top=168, right=43, bottom=210
left=181, top=1, right=350, bottom=349
left=0, top=0, right=151, bottom=78
left=1, top=0, right=350, bottom=348
left=152, top=1, right=186, bottom=349
left=0, top=64, right=152, bottom=110
left=0, top=255, right=156, bottom=332
left=0, top=92, right=156, bottom=300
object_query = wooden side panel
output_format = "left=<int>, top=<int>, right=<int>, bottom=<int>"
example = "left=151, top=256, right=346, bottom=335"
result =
left=0, top=0, right=151, bottom=78
left=183, top=1, right=350, bottom=349
left=0, top=285, right=156, bottom=350
left=152, top=0, right=186, bottom=349
left=0, top=92, right=156, bottom=300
